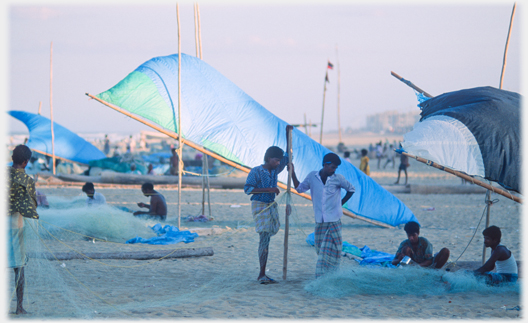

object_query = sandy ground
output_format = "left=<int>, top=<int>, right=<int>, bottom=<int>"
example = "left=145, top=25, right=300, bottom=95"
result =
left=5, top=164, right=523, bottom=320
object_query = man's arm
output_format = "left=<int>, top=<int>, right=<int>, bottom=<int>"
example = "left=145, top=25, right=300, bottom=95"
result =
left=341, top=191, right=353, bottom=206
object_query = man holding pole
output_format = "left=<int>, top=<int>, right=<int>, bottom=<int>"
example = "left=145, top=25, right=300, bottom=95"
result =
left=244, top=126, right=293, bottom=284
left=292, top=152, right=355, bottom=278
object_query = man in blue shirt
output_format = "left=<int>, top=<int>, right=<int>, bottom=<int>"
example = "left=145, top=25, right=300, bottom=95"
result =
left=292, top=152, right=355, bottom=278
left=244, top=126, right=293, bottom=284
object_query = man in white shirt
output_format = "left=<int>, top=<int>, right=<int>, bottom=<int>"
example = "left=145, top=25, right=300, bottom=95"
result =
left=292, top=152, right=355, bottom=278
left=82, top=182, right=106, bottom=206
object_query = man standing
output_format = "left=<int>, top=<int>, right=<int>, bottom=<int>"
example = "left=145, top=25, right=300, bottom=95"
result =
left=133, top=182, right=168, bottom=221
left=292, top=153, right=355, bottom=278
left=244, top=126, right=292, bottom=284
left=169, top=148, right=180, bottom=176
left=8, top=145, right=40, bottom=314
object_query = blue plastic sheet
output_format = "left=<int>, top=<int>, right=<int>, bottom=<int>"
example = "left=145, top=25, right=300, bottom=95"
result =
left=126, top=224, right=198, bottom=245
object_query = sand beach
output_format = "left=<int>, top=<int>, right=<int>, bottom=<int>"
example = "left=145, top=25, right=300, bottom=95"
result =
left=6, top=145, right=522, bottom=319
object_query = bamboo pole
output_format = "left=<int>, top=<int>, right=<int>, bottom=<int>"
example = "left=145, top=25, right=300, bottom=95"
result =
left=50, top=42, right=56, bottom=175
left=38, top=101, right=42, bottom=115
left=319, top=71, right=328, bottom=144
left=391, top=71, right=433, bottom=98
left=197, top=3, right=203, bottom=59
left=30, top=148, right=87, bottom=166
left=336, top=44, right=342, bottom=144
left=499, top=2, right=516, bottom=89
left=400, top=151, right=522, bottom=204
left=177, top=3, right=183, bottom=227
left=85, top=94, right=393, bottom=228
left=482, top=190, right=492, bottom=264
left=283, top=127, right=293, bottom=280
left=194, top=3, right=199, bottom=58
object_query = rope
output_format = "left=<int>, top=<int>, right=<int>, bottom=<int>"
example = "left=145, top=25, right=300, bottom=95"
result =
left=445, top=191, right=500, bottom=269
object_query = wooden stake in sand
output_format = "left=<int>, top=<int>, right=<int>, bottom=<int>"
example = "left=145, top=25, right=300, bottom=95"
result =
left=483, top=2, right=517, bottom=264
left=283, top=126, right=293, bottom=280
left=38, top=101, right=42, bottom=115
left=176, top=3, right=183, bottom=228
left=50, top=41, right=56, bottom=175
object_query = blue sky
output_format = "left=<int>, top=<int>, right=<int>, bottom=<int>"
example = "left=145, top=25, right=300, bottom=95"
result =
left=3, top=0, right=523, bottom=135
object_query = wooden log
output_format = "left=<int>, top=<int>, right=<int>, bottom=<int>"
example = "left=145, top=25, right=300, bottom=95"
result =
left=29, top=247, right=214, bottom=261
left=391, top=71, right=433, bottom=98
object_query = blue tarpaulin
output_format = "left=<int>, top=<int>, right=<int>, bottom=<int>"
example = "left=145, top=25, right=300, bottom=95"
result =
left=95, top=53, right=418, bottom=227
left=126, top=224, right=198, bottom=245
left=8, top=110, right=106, bottom=165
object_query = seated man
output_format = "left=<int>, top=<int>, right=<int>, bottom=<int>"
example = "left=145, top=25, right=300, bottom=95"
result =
left=391, top=221, right=450, bottom=269
left=82, top=182, right=106, bottom=206
left=474, top=225, right=518, bottom=284
left=36, top=190, right=50, bottom=208
left=133, top=182, right=167, bottom=221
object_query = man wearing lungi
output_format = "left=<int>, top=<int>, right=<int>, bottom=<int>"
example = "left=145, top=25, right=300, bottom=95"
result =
left=244, top=126, right=292, bottom=284
left=292, top=153, right=355, bottom=278
left=8, top=145, right=40, bottom=314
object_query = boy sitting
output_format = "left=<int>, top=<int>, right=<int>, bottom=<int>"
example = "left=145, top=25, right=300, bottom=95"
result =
left=474, top=225, right=518, bottom=284
left=391, top=221, right=450, bottom=269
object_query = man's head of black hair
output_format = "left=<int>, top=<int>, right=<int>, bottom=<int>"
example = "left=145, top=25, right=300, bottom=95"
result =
left=404, top=221, right=420, bottom=236
left=344, top=151, right=350, bottom=158
left=264, top=146, right=284, bottom=163
left=12, top=145, right=32, bottom=166
left=361, top=149, right=368, bottom=156
left=482, top=225, right=501, bottom=243
left=322, top=153, right=341, bottom=167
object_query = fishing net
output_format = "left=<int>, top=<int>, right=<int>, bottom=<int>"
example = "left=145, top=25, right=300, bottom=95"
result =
left=304, top=264, right=520, bottom=298
left=6, top=188, right=519, bottom=318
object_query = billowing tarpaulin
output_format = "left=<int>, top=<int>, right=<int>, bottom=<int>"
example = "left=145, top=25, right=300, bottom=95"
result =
left=96, top=53, right=417, bottom=227
left=8, top=110, right=107, bottom=165
left=402, top=86, right=521, bottom=193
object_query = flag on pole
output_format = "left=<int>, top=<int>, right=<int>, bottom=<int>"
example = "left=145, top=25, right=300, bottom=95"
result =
left=325, top=71, right=329, bottom=83
left=327, top=61, right=334, bottom=69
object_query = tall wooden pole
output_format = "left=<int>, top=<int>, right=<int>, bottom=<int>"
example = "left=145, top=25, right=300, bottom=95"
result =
left=336, top=45, right=342, bottom=144
left=483, top=2, right=517, bottom=262
left=196, top=2, right=211, bottom=216
left=38, top=101, right=42, bottom=115
left=499, top=2, right=516, bottom=89
left=177, top=4, right=183, bottom=228
left=50, top=42, right=56, bottom=175
left=197, top=3, right=203, bottom=60
left=194, top=3, right=199, bottom=57
left=319, top=71, right=328, bottom=144
left=283, top=127, right=293, bottom=280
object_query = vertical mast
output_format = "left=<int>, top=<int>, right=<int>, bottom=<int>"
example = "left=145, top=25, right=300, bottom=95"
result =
left=336, top=44, right=342, bottom=144
left=50, top=41, right=56, bottom=175
left=177, top=3, right=183, bottom=228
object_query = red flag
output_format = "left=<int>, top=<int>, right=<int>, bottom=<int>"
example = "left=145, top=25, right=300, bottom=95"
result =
left=327, top=61, right=334, bottom=69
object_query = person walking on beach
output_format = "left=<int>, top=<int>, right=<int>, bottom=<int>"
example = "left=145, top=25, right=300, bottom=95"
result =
left=292, top=153, right=355, bottom=278
left=359, top=149, right=370, bottom=176
left=8, top=145, right=40, bottom=315
left=169, top=148, right=180, bottom=176
left=394, top=150, right=410, bottom=185
left=473, top=225, right=518, bottom=284
left=391, top=221, right=450, bottom=268
left=133, top=182, right=168, bottom=221
left=383, top=144, right=396, bottom=169
left=244, top=126, right=292, bottom=284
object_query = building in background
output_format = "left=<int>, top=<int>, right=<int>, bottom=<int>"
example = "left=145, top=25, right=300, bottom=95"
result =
left=365, top=110, right=420, bottom=134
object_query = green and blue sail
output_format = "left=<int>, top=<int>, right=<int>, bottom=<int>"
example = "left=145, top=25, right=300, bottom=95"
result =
left=97, top=53, right=417, bottom=227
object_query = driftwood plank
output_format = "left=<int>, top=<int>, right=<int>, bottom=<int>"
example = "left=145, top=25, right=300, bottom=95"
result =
left=29, top=247, right=214, bottom=261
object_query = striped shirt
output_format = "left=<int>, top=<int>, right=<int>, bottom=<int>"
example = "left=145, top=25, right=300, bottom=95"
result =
left=244, top=154, right=288, bottom=203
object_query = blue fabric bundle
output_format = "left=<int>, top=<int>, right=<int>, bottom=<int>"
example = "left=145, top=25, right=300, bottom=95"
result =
left=126, top=224, right=198, bottom=245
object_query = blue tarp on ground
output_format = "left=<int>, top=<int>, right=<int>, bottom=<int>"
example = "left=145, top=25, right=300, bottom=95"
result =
left=126, top=224, right=198, bottom=245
